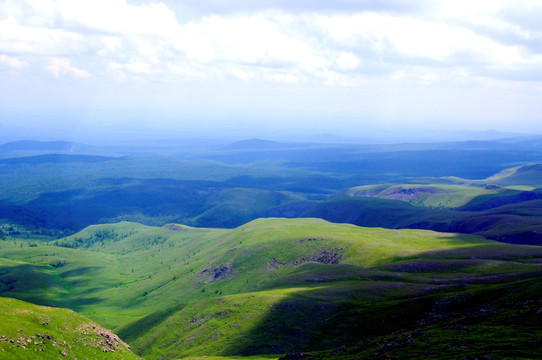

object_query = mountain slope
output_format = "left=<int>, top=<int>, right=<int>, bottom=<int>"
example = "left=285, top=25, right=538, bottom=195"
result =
left=484, top=163, right=542, bottom=187
left=311, top=165, right=542, bottom=245
left=344, top=183, right=502, bottom=208
left=0, top=296, right=140, bottom=359
left=0, top=140, right=116, bottom=158
left=2, top=218, right=542, bottom=359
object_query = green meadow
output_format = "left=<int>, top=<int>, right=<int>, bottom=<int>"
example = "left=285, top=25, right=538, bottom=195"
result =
left=2, top=218, right=542, bottom=359
left=2, top=139, right=542, bottom=359
left=0, top=296, right=140, bottom=359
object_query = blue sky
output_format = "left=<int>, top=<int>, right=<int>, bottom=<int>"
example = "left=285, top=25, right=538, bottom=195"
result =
left=1, top=0, right=542, bottom=140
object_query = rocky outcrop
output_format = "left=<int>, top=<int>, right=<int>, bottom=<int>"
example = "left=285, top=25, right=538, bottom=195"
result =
left=196, top=263, right=232, bottom=283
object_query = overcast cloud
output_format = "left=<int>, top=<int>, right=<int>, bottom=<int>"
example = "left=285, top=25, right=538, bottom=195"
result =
left=1, top=0, right=542, bottom=138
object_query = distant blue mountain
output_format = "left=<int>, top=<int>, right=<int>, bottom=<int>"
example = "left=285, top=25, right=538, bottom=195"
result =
left=222, top=138, right=308, bottom=150
left=0, top=154, right=119, bottom=165
left=0, top=140, right=118, bottom=157
left=0, top=140, right=81, bottom=152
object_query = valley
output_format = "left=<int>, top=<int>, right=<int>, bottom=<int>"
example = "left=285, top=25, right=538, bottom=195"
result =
left=1, top=137, right=542, bottom=359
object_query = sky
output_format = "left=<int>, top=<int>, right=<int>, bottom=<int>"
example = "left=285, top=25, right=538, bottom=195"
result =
left=1, top=0, right=542, bottom=141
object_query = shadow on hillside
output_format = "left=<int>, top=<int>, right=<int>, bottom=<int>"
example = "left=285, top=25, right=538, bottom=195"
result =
left=222, top=277, right=434, bottom=356
left=221, top=241, right=542, bottom=356
left=0, top=263, right=102, bottom=309
left=61, top=266, right=104, bottom=278
left=392, top=241, right=542, bottom=262
left=117, top=302, right=186, bottom=344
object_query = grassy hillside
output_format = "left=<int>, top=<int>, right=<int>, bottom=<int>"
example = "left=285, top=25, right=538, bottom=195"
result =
left=344, top=184, right=501, bottom=208
left=2, top=218, right=542, bottom=359
left=2, top=219, right=494, bottom=325
left=274, top=275, right=542, bottom=359
left=116, top=219, right=542, bottom=359
left=484, top=163, right=542, bottom=187
left=0, top=296, right=140, bottom=359
left=192, top=188, right=309, bottom=228
left=2, top=139, right=542, bottom=359
left=303, top=196, right=465, bottom=229
left=312, top=169, right=542, bottom=245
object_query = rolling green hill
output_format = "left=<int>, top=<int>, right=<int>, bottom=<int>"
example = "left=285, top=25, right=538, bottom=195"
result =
left=2, top=139, right=542, bottom=359
left=0, top=296, right=140, bottom=359
left=306, top=195, right=542, bottom=245
left=2, top=218, right=542, bottom=359
left=344, top=183, right=502, bottom=208
left=192, top=188, right=308, bottom=228
left=484, top=163, right=542, bottom=187
left=312, top=166, right=542, bottom=245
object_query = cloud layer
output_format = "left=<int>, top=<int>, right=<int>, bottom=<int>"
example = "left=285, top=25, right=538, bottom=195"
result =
left=2, top=0, right=541, bottom=85
left=1, top=0, right=542, bottom=134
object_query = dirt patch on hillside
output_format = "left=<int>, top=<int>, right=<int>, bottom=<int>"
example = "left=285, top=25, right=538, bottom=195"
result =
left=163, top=224, right=180, bottom=231
left=196, top=263, right=232, bottom=283
left=269, top=247, right=343, bottom=271
left=384, top=187, right=439, bottom=202
left=298, top=237, right=322, bottom=243
left=293, top=247, right=342, bottom=265
left=269, top=257, right=286, bottom=270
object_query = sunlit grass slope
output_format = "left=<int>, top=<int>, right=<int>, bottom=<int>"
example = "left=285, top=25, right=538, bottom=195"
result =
left=484, top=163, right=542, bottom=187
left=387, top=164, right=542, bottom=211
left=0, top=296, right=140, bottom=359
left=2, top=219, right=492, bottom=322
left=119, top=242, right=542, bottom=358
left=345, top=183, right=501, bottom=208
left=414, top=163, right=542, bottom=189
left=1, top=218, right=542, bottom=359
left=314, top=168, right=542, bottom=245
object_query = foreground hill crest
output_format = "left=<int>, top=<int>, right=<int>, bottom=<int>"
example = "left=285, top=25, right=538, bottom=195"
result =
left=0, top=297, right=141, bottom=359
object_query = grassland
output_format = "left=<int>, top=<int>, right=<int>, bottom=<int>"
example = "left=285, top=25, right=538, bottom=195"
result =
left=0, top=296, right=140, bottom=359
left=1, top=218, right=542, bottom=359
left=1, top=138, right=542, bottom=359
left=344, top=183, right=502, bottom=208
left=309, top=164, right=542, bottom=245
left=483, top=163, right=542, bottom=187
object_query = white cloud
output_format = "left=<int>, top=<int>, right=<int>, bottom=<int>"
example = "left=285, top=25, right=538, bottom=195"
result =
left=390, top=67, right=473, bottom=86
left=125, top=59, right=152, bottom=74
left=167, top=63, right=207, bottom=80
left=1, top=0, right=542, bottom=87
left=310, top=12, right=542, bottom=70
left=262, top=71, right=303, bottom=84
left=45, top=57, right=90, bottom=78
left=336, top=52, right=360, bottom=70
left=230, top=68, right=254, bottom=81
left=0, top=54, right=27, bottom=69
left=0, top=18, right=87, bottom=55
left=50, top=0, right=179, bottom=36
left=101, top=36, right=122, bottom=53
left=107, top=61, right=127, bottom=81
left=175, top=13, right=328, bottom=70
left=2, top=0, right=542, bottom=134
